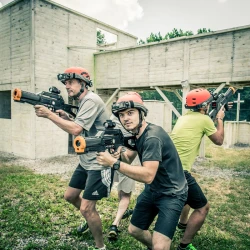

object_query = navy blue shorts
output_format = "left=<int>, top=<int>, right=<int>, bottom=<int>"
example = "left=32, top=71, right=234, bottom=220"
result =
left=131, top=189, right=187, bottom=239
left=69, top=164, right=114, bottom=200
left=184, top=170, right=208, bottom=209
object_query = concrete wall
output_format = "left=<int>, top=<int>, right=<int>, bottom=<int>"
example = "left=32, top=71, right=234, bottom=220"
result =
left=224, top=121, right=250, bottom=147
left=0, top=0, right=34, bottom=157
left=94, top=26, right=250, bottom=89
left=144, top=101, right=172, bottom=133
left=0, top=0, right=137, bottom=159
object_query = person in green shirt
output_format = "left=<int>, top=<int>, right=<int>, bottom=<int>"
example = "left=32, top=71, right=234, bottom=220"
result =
left=171, top=88, right=226, bottom=250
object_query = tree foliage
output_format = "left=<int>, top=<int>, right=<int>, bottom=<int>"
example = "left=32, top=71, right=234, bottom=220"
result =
left=97, top=30, right=106, bottom=45
left=197, top=28, right=212, bottom=34
left=138, top=28, right=211, bottom=44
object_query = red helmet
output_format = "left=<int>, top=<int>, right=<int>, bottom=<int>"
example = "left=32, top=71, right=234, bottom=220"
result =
left=57, top=67, right=92, bottom=87
left=185, top=88, right=212, bottom=109
left=112, top=92, right=148, bottom=117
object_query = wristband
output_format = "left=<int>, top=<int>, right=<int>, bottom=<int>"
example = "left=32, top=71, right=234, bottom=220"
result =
left=216, top=117, right=223, bottom=120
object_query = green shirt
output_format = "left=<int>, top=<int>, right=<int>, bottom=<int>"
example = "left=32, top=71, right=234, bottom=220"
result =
left=170, top=111, right=217, bottom=171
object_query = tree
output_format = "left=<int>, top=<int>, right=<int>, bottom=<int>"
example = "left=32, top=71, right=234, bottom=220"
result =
left=197, top=28, right=212, bottom=34
left=138, top=28, right=211, bottom=45
left=97, top=29, right=106, bottom=45
left=165, top=28, right=193, bottom=39
left=138, top=39, right=146, bottom=45
left=146, top=32, right=163, bottom=43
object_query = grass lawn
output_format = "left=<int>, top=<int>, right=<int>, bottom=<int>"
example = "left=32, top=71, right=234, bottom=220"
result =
left=0, top=141, right=250, bottom=249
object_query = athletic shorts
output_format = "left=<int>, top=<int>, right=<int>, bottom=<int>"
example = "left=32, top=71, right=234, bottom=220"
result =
left=131, top=189, right=187, bottom=239
left=69, top=164, right=114, bottom=200
left=184, top=170, right=208, bottom=209
left=113, top=171, right=135, bottom=193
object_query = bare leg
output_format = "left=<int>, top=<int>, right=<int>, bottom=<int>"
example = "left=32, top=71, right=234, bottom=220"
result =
left=128, top=224, right=152, bottom=249
left=80, top=199, right=104, bottom=248
left=64, top=186, right=82, bottom=209
left=180, top=203, right=210, bottom=244
left=152, top=231, right=172, bottom=250
left=179, top=204, right=191, bottom=224
left=112, top=190, right=132, bottom=227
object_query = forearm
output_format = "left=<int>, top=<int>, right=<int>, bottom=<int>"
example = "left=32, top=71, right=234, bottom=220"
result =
left=216, top=119, right=224, bottom=142
left=120, top=150, right=137, bottom=164
left=118, top=162, right=152, bottom=184
left=47, top=112, right=82, bottom=135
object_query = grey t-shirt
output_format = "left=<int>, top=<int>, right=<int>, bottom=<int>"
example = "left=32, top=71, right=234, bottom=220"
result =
left=74, top=91, right=109, bottom=170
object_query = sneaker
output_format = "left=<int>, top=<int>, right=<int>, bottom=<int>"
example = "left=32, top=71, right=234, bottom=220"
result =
left=177, top=243, right=197, bottom=250
left=77, top=221, right=89, bottom=234
left=122, top=209, right=133, bottom=219
left=108, top=225, right=119, bottom=240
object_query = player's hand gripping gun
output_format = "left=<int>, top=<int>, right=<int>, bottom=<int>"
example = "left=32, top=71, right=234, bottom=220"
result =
left=13, top=87, right=78, bottom=118
left=73, top=120, right=136, bottom=154
left=209, top=87, right=236, bottom=120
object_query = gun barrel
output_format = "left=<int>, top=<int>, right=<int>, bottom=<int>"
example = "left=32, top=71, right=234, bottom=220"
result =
left=13, top=88, right=41, bottom=102
left=225, top=86, right=236, bottom=97
left=13, top=88, right=22, bottom=101
left=73, top=136, right=87, bottom=153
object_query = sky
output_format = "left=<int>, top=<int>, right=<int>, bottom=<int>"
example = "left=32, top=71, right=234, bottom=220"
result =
left=0, top=0, right=250, bottom=42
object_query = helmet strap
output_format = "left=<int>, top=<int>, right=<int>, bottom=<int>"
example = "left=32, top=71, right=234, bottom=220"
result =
left=134, top=111, right=143, bottom=136
left=73, top=81, right=85, bottom=100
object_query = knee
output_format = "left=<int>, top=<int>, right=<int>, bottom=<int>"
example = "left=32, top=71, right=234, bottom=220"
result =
left=79, top=206, right=88, bottom=217
left=80, top=203, right=94, bottom=218
left=128, top=224, right=141, bottom=238
left=204, top=202, right=210, bottom=213
left=64, top=192, right=78, bottom=204
left=197, top=202, right=210, bottom=216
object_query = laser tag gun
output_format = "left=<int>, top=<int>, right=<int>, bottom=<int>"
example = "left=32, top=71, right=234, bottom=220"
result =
left=209, top=87, right=236, bottom=120
left=73, top=120, right=136, bottom=154
left=13, top=87, right=78, bottom=118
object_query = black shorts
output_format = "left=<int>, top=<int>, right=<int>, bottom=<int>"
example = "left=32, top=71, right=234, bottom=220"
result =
left=69, top=164, right=114, bottom=200
left=184, top=170, right=208, bottom=209
left=131, top=189, right=187, bottom=239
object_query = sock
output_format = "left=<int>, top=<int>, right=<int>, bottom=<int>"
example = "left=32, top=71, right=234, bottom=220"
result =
left=177, top=222, right=187, bottom=230
left=180, top=243, right=190, bottom=248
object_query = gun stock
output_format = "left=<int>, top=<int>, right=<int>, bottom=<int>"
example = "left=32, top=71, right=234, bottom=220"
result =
left=13, top=87, right=78, bottom=118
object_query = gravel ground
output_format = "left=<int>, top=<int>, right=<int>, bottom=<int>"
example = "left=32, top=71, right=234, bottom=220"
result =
left=1, top=151, right=249, bottom=182
left=0, top=151, right=144, bottom=194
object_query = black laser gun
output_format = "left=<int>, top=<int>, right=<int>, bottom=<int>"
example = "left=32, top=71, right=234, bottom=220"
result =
left=13, top=87, right=79, bottom=118
left=209, top=87, right=236, bottom=120
left=73, top=120, right=136, bottom=154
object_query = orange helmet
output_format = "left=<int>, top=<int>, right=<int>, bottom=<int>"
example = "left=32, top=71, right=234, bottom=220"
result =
left=57, top=67, right=92, bottom=87
left=112, top=92, right=148, bottom=117
left=185, top=88, right=212, bottom=109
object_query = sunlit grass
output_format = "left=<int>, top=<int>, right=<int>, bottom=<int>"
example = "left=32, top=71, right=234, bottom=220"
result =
left=204, top=137, right=250, bottom=171
left=0, top=142, right=250, bottom=249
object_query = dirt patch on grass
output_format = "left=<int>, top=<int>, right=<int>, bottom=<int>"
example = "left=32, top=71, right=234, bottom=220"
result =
left=0, top=151, right=248, bottom=197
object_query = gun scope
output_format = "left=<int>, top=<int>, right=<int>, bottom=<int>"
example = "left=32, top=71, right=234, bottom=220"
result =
left=49, top=86, right=61, bottom=94
left=104, top=120, right=116, bottom=129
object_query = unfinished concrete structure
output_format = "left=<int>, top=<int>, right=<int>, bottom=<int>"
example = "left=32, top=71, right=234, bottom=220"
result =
left=0, top=0, right=249, bottom=159
left=0, top=0, right=137, bottom=158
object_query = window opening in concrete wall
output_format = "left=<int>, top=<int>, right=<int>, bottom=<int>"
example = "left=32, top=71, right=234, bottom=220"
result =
left=97, top=28, right=117, bottom=47
left=0, top=91, right=11, bottom=119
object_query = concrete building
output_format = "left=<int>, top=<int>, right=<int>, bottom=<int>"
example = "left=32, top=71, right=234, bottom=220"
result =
left=0, top=0, right=137, bottom=158
left=1, top=0, right=250, bottom=159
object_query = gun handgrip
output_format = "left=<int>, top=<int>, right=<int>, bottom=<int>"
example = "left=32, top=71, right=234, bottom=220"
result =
left=73, top=136, right=86, bottom=154
left=225, top=103, right=229, bottom=111
left=13, top=88, right=22, bottom=101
